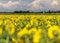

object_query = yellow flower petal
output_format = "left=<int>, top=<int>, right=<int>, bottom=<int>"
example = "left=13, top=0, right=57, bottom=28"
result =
left=48, top=25, right=60, bottom=39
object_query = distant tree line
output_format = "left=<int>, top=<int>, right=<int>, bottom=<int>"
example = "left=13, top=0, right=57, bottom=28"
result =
left=14, top=11, right=30, bottom=13
left=14, top=10, right=60, bottom=13
left=0, top=10, right=60, bottom=13
left=45, top=10, right=60, bottom=13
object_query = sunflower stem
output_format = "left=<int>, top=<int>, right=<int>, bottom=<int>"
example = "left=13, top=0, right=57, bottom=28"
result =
left=6, top=36, right=9, bottom=43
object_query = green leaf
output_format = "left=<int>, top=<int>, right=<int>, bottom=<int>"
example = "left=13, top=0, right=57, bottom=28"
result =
left=0, top=39, right=5, bottom=43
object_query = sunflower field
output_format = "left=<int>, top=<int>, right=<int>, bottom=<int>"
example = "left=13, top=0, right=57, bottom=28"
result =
left=0, top=14, right=60, bottom=43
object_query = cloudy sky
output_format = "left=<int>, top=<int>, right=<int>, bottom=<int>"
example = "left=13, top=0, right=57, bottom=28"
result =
left=0, top=0, right=60, bottom=12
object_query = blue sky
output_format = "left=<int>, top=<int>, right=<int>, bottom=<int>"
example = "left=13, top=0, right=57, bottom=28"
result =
left=0, top=0, right=60, bottom=12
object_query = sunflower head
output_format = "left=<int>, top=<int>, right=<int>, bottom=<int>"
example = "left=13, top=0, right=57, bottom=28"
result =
left=48, top=25, right=60, bottom=39
left=5, top=21, right=15, bottom=35
left=0, top=27, right=3, bottom=35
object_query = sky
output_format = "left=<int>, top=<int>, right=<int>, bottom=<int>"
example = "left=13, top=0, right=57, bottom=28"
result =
left=0, top=0, right=60, bottom=12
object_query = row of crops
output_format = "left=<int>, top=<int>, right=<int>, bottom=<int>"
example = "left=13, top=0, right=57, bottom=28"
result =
left=0, top=15, right=60, bottom=43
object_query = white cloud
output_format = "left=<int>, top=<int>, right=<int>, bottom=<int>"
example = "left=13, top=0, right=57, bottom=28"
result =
left=0, top=1, right=19, bottom=8
left=50, top=0, right=60, bottom=11
left=28, top=0, right=60, bottom=11
left=29, top=0, right=43, bottom=9
left=51, top=0, right=59, bottom=6
left=27, top=0, right=45, bottom=11
left=0, top=0, right=60, bottom=12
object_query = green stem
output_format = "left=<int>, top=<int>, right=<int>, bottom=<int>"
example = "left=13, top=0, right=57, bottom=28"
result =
left=6, top=36, right=9, bottom=43
left=25, top=38, right=29, bottom=43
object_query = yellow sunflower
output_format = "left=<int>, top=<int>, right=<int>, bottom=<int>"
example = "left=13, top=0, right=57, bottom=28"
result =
left=12, top=37, right=18, bottom=43
left=17, top=28, right=28, bottom=38
left=5, top=22, right=15, bottom=35
left=33, top=29, right=42, bottom=43
left=0, top=19, right=3, bottom=25
left=29, top=28, right=37, bottom=34
left=48, top=25, right=60, bottom=39
left=4, top=19, right=10, bottom=25
left=0, top=27, right=3, bottom=35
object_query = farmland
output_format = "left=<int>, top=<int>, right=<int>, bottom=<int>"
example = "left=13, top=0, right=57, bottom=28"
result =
left=0, top=13, right=60, bottom=43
